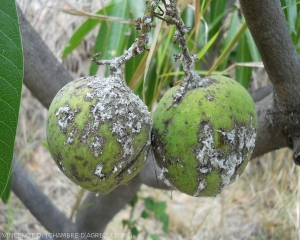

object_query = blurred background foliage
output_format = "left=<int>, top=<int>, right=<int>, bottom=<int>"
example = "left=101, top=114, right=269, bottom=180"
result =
left=62, top=0, right=300, bottom=111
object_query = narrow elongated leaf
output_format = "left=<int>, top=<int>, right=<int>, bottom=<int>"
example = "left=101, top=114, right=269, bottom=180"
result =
left=158, top=213, right=169, bottom=233
left=219, top=10, right=238, bottom=70
left=236, top=33, right=252, bottom=88
left=0, top=0, right=23, bottom=199
left=285, top=0, right=297, bottom=34
left=209, top=0, right=226, bottom=38
left=197, top=30, right=220, bottom=61
left=62, top=1, right=118, bottom=58
left=182, top=5, right=194, bottom=29
left=208, top=7, right=231, bottom=33
left=143, top=19, right=162, bottom=102
left=125, top=28, right=145, bottom=87
left=128, top=0, right=145, bottom=19
left=90, top=0, right=130, bottom=75
left=90, top=21, right=110, bottom=75
left=244, top=28, right=261, bottom=62
left=206, top=22, right=247, bottom=76
left=293, top=13, right=300, bottom=44
left=145, top=61, right=158, bottom=108
left=157, top=27, right=174, bottom=72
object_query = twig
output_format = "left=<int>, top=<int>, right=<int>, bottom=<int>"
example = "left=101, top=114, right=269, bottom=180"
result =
left=92, top=0, right=160, bottom=77
left=161, top=0, right=200, bottom=109
left=12, top=157, right=83, bottom=240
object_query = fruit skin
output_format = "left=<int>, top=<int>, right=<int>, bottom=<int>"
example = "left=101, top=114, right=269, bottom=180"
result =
left=46, top=75, right=152, bottom=194
left=152, top=75, right=257, bottom=197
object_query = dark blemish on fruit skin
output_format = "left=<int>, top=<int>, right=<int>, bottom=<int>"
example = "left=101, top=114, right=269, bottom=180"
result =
left=116, top=143, right=147, bottom=178
left=151, top=129, right=166, bottom=168
left=57, top=153, right=63, bottom=161
left=70, top=164, right=78, bottom=177
left=70, top=163, right=92, bottom=182
left=83, top=161, right=89, bottom=167
left=161, top=118, right=172, bottom=138
left=217, top=131, right=226, bottom=148
left=47, top=75, right=152, bottom=194
left=55, top=153, right=65, bottom=172
left=163, top=118, right=173, bottom=126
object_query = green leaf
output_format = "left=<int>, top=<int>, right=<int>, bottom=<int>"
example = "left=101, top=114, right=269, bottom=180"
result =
left=122, top=219, right=130, bottom=228
left=206, top=22, right=247, bottom=76
left=125, top=26, right=145, bottom=87
left=144, top=197, right=155, bottom=211
left=209, top=0, right=227, bottom=38
left=1, top=173, right=12, bottom=204
left=128, top=0, right=145, bottom=19
left=285, top=0, right=297, bottom=34
left=236, top=32, right=252, bottom=88
left=129, top=194, right=138, bottom=207
left=158, top=213, right=169, bottom=233
left=218, top=10, right=239, bottom=70
left=150, top=234, right=160, bottom=240
left=293, top=14, right=300, bottom=44
left=0, top=0, right=23, bottom=199
left=145, top=60, right=158, bottom=108
left=130, top=226, right=139, bottom=237
left=62, top=1, right=118, bottom=58
left=141, top=209, right=150, bottom=219
left=182, top=5, right=194, bottom=28
left=244, top=28, right=261, bottom=62
left=153, top=201, right=167, bottom=216
left=144, top=198, right=169, bottom=233
left=208, top=7, right=232, bottom=34
left=90, top=22, right=110, bottom=75
left=197, top=30, right=220, bottom=61
left=90, top=0, right=131, bottom=75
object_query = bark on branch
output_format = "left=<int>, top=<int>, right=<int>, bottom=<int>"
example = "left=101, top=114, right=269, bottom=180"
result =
left=240, top=0, right=300, bottom=106
left=239, top=0, right=300, bottom=164
left=18, top=6, right=73, bottom=109
left=12, top=158, right=83, bottom=240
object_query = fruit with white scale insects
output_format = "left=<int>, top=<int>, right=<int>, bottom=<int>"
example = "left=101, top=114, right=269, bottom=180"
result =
left=152, top=75, right=257, bottom=197
left=46, top=75, right=152, bottom=194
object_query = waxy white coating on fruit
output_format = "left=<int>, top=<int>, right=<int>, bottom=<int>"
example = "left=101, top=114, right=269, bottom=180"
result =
left=46, top=76, right=152, bottom=194
left=194, top=121, right=256, bottom=193
left=152, top=75, right=257, bottom=197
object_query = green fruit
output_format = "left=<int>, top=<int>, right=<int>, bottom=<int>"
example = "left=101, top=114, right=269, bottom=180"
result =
left=152, top=75, right=257, bottom=197
left=46, top=76, right=152, bottom=194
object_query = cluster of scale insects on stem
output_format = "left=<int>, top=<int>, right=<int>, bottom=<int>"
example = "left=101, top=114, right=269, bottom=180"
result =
left=92, top=0, right=199, bottom=105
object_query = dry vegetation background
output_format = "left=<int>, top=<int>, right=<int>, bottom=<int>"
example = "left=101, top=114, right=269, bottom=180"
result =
left=0, top=0, right=300, bottom=239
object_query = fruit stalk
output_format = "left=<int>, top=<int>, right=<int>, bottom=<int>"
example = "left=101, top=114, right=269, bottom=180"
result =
left=161, top=0, right=200, bottom=107
left=92, top=0, right=159, bottom=77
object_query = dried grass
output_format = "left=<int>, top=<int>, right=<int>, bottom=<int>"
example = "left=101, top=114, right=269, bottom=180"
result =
left=0, top=1, right=299, bottom=239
